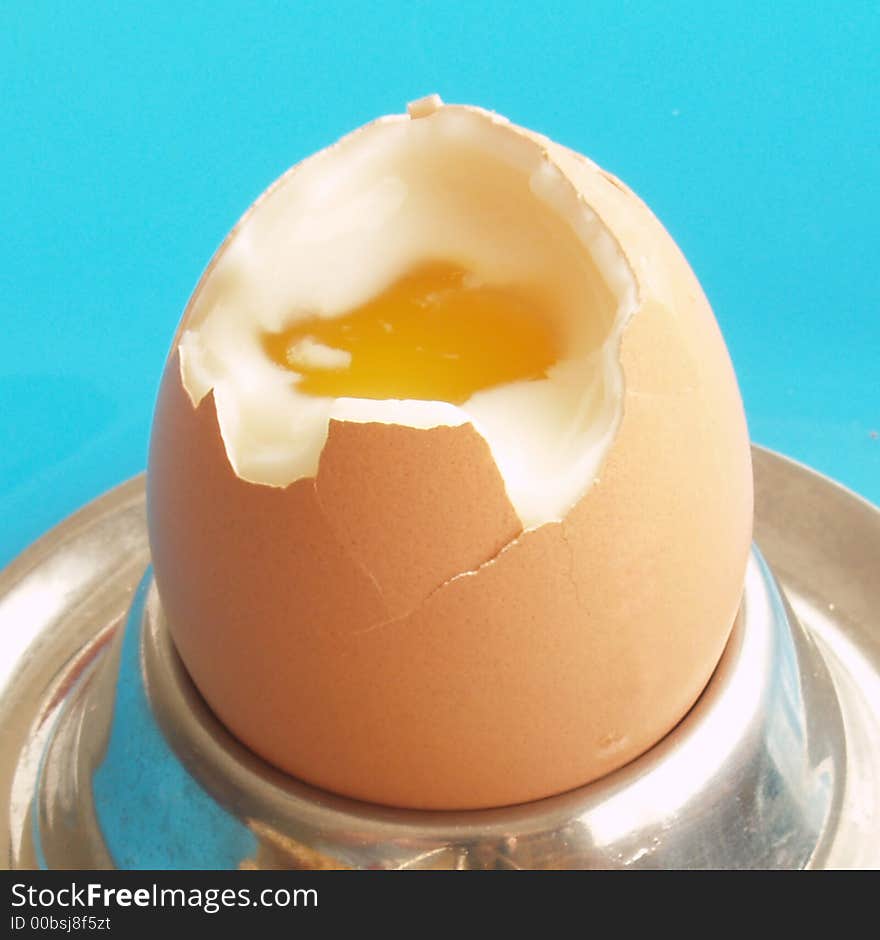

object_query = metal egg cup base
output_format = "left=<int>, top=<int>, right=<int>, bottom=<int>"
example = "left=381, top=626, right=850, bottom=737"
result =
left=3, top=447, right=880, bottom=869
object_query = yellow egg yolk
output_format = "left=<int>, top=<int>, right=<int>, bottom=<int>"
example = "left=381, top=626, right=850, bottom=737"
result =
left=261, top=261, right=561, bottom=404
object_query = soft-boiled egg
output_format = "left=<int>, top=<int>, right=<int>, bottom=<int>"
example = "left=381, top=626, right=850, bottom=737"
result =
left=147, top=96, right=753, bottom=810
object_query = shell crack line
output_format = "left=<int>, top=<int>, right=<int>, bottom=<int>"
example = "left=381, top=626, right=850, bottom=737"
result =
left=348, top=527, right=531, bottom=638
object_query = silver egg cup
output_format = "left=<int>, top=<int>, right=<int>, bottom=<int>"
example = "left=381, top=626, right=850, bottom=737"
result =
left=2, top=447, right=879, bottom=869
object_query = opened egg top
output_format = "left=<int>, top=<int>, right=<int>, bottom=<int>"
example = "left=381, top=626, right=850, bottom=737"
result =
left=147, top=97, right=753, bottom=810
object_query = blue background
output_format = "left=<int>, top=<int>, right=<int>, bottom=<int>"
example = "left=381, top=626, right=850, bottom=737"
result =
left=2, top=1, right=878, bottom=568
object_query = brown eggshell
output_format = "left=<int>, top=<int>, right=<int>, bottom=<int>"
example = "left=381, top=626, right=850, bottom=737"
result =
left=314, top=420, right=522, bottom=618
left=147, top=109, right=753, bottom=810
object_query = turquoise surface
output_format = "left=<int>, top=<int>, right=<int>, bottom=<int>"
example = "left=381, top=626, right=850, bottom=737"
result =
left=2, top=2, right=878, bottom=567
